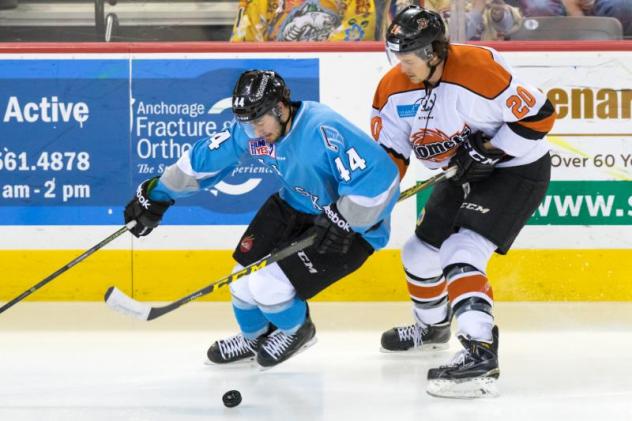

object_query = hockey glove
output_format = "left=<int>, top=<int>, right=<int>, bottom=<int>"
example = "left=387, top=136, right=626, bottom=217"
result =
left=124, top=177, right=174, bottom=237
left=449, top=131, right=506, bottom=184
left=311, top=203, right=355, bottom=255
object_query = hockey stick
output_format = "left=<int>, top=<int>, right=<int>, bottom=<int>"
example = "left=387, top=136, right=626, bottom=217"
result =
left=104, top=167, right=456, bottom=321
left=398, top=166, right=456, bottom=202
left=0, top=220, right=137, bottom=315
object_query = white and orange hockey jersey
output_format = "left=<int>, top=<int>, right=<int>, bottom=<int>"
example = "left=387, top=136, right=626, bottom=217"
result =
left=371, top=44, right=556, bottom=178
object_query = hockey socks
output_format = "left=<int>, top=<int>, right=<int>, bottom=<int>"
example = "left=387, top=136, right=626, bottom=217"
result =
left=445, top=263, right=494, bottom=341
left=232, top=297, right=270, bottom=339
left=259, top=297, right=307, bottom=334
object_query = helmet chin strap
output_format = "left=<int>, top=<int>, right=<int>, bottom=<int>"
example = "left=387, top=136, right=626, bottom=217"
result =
left=423, top=57, right=440, bottom=91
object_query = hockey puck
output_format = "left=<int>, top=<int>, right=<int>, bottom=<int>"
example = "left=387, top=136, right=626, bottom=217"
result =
left=222, top=390, right=242, bottom=408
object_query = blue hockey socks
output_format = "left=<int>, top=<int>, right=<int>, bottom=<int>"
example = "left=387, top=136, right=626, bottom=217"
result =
left=260, top=298, right=307, bottom=335
left=232, top=297, right=269, bottom=339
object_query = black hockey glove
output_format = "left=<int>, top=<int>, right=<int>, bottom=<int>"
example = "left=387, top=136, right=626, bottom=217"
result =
left=124, top=176, right=174, bottom=237
left=449, top=131, right=506, bottom=184
left=311, top=203, right=355, bottom=255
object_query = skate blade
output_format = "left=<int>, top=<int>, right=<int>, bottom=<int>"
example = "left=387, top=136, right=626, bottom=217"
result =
left=257, top=337, right=318, bottom=371
left=426, top=376, right=499, bottom=399
left=204, top=355, right=256, bottom=367
left=380, top=342, right=449, bottom=354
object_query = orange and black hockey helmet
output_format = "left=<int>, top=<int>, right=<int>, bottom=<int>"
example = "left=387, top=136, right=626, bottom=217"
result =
left=386, top=5, right=447, bottom=61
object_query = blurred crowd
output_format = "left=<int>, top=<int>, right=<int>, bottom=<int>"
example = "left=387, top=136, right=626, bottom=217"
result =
left=229, top=0, right=631, bottom=41
left=0, top=0, right=629, bottom=42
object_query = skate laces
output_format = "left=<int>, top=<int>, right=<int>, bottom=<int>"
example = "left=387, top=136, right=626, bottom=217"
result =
left=441, top=336, right=488, bottom=368
left=218, top=334, right=256, bottom=359
left=261, top=330, right=295, bottom=360
left=396, top=323, right=428, bottom=347
left=442, top=348, right=470, bottom=368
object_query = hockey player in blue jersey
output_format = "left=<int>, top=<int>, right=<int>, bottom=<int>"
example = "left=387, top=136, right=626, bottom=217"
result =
left=123, top=70, right=400, bottom=368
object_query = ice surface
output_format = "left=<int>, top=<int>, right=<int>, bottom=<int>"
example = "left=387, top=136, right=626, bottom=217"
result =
left=1, top=302, right=631, bottom=421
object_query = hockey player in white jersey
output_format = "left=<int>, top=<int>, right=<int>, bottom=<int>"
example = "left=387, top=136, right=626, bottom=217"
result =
left=372, top=6, right=555, bottom=397
left=123, top=70, right=400, bottom=368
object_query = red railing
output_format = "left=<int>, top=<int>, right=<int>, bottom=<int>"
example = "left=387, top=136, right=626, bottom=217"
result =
left=1, top=40, right=632, bottom=54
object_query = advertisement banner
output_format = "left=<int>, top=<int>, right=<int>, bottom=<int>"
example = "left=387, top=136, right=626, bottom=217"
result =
left=0, top=59, right=129, bottom=225
left=415, top=180, right=632, bottom=225
left=0, top=58, right=319, bottom=225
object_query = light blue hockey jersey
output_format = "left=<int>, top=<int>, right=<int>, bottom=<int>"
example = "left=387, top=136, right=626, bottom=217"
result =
left=150, top=101, right=400, bottom=250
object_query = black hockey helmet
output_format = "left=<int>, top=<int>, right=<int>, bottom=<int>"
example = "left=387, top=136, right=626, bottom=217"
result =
left=232, top=70, right=291, bottom=122
left=386, top=5, right=447, bottom=61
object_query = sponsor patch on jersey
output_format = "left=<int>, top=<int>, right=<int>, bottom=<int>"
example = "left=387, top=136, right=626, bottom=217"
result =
left=248, top=139, right=274, bottom=157
left=239, top=234, right=255, bottom=253
left=396, top=104, right=420, bottom=118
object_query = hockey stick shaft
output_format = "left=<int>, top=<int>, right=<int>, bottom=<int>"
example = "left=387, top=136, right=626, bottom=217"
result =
left=105, top=168, right=455, bottom=321
left=0, top=221, right=136, bottom=315
left=398, top=166, right=456, bottom=202
left=104, top=233, right=317, bottom=320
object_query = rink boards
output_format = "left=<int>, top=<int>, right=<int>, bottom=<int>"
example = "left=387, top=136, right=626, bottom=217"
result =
left=0, top=44, right=631, bottom=301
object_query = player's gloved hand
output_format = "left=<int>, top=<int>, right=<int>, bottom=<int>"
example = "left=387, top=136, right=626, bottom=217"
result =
left=124, top=177, right=174, bottom=238
left=311, top=203, right=355, bottom=255
left=449, top=131, right=506, bottom=184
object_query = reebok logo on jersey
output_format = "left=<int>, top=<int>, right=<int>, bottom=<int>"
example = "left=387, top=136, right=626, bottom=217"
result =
left=411, top=126, right=471, bottom=162
left=323, top=205, right=351, bottom=232
left=460, top=202, right=490, bottom=214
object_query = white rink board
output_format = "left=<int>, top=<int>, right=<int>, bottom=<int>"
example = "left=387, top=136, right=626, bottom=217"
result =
left=0, top=49, right=631, bottom=250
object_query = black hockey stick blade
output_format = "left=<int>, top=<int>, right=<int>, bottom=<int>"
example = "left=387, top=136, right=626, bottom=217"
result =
left=0, top=221, right=136, bottom=316
left=104, top=233, right=318, bottom=321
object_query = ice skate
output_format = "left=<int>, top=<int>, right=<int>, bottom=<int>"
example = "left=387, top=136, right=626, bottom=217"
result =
left=207, top=325, right=274, bottom=365
left=381, top=318, right=451, bottom=352
left=426, top=325, right=500, bottom=399
left=256, top=317, right=317, bottom=368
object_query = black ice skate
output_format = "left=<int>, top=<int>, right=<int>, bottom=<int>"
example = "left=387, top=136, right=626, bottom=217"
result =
left=207, top=326, right=274, bottom=365
left=426, top=325, right=500, bottom=399
left=380, top=318, right=451, bottom=352
left=256, top=318, right=317, bottom=368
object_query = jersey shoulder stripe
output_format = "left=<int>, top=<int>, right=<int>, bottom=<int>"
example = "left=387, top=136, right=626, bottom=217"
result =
left=509, top=99, right=556, bottom=139
left=441, top=44, right=512, bottom=100
left=373, top=64, right=424, bottom=111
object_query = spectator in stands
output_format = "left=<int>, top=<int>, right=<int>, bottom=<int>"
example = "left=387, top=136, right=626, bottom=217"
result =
left=508, top=0, right=629, bottom=37
left=230, top=0, right=377, bottom=41
left=564, top=0, right=632, bottom=37
left=561, top=0, right=595, bottom=15
left=378, top=0, right=523, bottom=41
left=505, top=0, right=566, bottom=16
left=468, top=0, right=523, bottom=40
